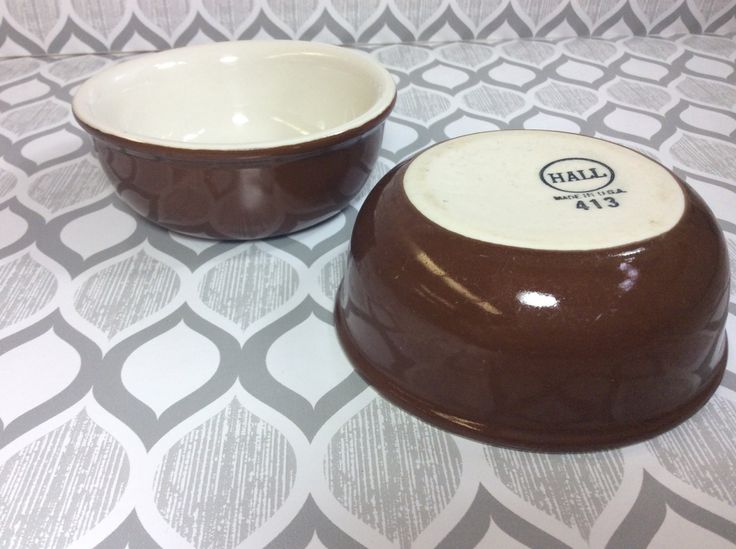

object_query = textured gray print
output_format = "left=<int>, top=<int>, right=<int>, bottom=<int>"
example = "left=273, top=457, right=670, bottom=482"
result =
left=676, top=76, right=736, bottom=109
left=564, top=38, right=618, bottom=63
left=0, top=170, right=17, bottom=198
left=485, top=446, right=625, bottom=538
left=647, top=396, right=736, bottom=506
left=534, top=81, right=599, bottom=114
left=325, top=398, right=463, bottom=548
left=198, top=245, right=298, bottom=331
left=154, top=399, right=296, bottom=549
left=462, top=85, right=526, bottom=118
left=376, top=45, right=431, bottom=70
left=436, top=42, right=495, bottom=67
left=3, top=0, right=736, bottom=57
left=268, top=1, right=321, bottom=33
left=70, top=0, right=126, bottom=38
left=46, top=55, right=108, bottom=82
left=502, top=41, right=558, bottom=66
left=0, top=253, right=56, bottom=329
left=0, top=58, right=42, bottom=82
left=5, top=0, right=61, bottom=41
left=516, top=0, right=568, bottom=26
left=318, top=251, right=348, bottom=302
left=624, top=36, right=679, bottom=59
left=137, top=0, right=192, bottom=36
left=670, top=132, right=736, bottom=181
left=330, top=0, right=381, bottom=32
left=395, top=87, right=453, bottom=122
left=0, top=411, right=128, bottom=549
left=682, top=35, right=736, bottom=57
left=607, top=79, right=673, bottom=110
left=0, top=99, right=68, bottom=136
left=197, top=0, right=255, bottom=35
left=73, top=249, right=179, bottom=337
left=28, top=158, right=110, bottom=213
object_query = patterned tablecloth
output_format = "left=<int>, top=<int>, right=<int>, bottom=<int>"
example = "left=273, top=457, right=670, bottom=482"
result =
left=1, top=35, right=736, bottom=549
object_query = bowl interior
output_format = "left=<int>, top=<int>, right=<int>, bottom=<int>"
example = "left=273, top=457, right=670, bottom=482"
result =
left=73, top=41, right=395, bottom=150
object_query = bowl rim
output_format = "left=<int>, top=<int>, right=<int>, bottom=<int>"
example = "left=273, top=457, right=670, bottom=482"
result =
left=72, top=40, right=397, bottom=155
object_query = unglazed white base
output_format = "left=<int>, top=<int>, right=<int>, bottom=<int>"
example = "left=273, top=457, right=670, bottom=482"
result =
left=404, top=131, right=686, bottom=251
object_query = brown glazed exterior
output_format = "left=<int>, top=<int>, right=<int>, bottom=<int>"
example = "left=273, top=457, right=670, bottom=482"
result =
left=335, top=161, right=729, bottom=452
left=76, top=108, right=392, bottom=239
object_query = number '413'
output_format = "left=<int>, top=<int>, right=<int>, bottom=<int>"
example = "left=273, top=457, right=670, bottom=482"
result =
left=576, top=197, right=620, bottom=210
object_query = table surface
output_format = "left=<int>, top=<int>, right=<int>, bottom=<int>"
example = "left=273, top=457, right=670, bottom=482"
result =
left=1, top=35, right=736, bottom=549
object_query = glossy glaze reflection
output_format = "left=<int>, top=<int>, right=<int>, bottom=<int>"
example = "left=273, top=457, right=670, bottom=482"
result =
left=85, top=125, right=385, bottom=238
left=335, top=136, right=729, bottom=452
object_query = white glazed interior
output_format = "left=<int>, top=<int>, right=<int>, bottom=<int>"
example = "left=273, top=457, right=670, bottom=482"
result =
left=404, top=131, right=686, bottom=251
left=73, top=41, right=396, bottom=150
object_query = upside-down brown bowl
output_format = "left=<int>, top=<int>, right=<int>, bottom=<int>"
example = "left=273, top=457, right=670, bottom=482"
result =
left=73, top=40, right=396, bottom=239
left=336, top=130, right=729, bottom=452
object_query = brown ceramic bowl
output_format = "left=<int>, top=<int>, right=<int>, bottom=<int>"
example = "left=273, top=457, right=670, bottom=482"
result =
left=72, top=41, right=396, bottom=239
left=336, top=130, right=729, bottom=452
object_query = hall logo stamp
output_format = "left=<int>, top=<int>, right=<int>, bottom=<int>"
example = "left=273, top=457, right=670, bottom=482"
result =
left=539, top=157, right=626, bottom=211
left=539, top=157, right=614, bottom=193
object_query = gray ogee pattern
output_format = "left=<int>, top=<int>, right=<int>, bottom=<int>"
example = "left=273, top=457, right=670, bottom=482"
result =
left=2, top=0, right=736, bottom=56
left=0, top=411, right=129, bottom=549
left=154, top=399, right=297, bottom=549
left=325, top=398, right=463, bottom=548
left=0, top=253, right=57, bottom=330
left=197, top=245, right=299, bottom=333
left=73, top=249, right=180, bottom=338
left=28, top=158, right=110, bottom=214
left=0, top=34, right=736, bottom=548
left=646, top=395, right=736, bottom=507
left=484, top=446, right=625, bottom=539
